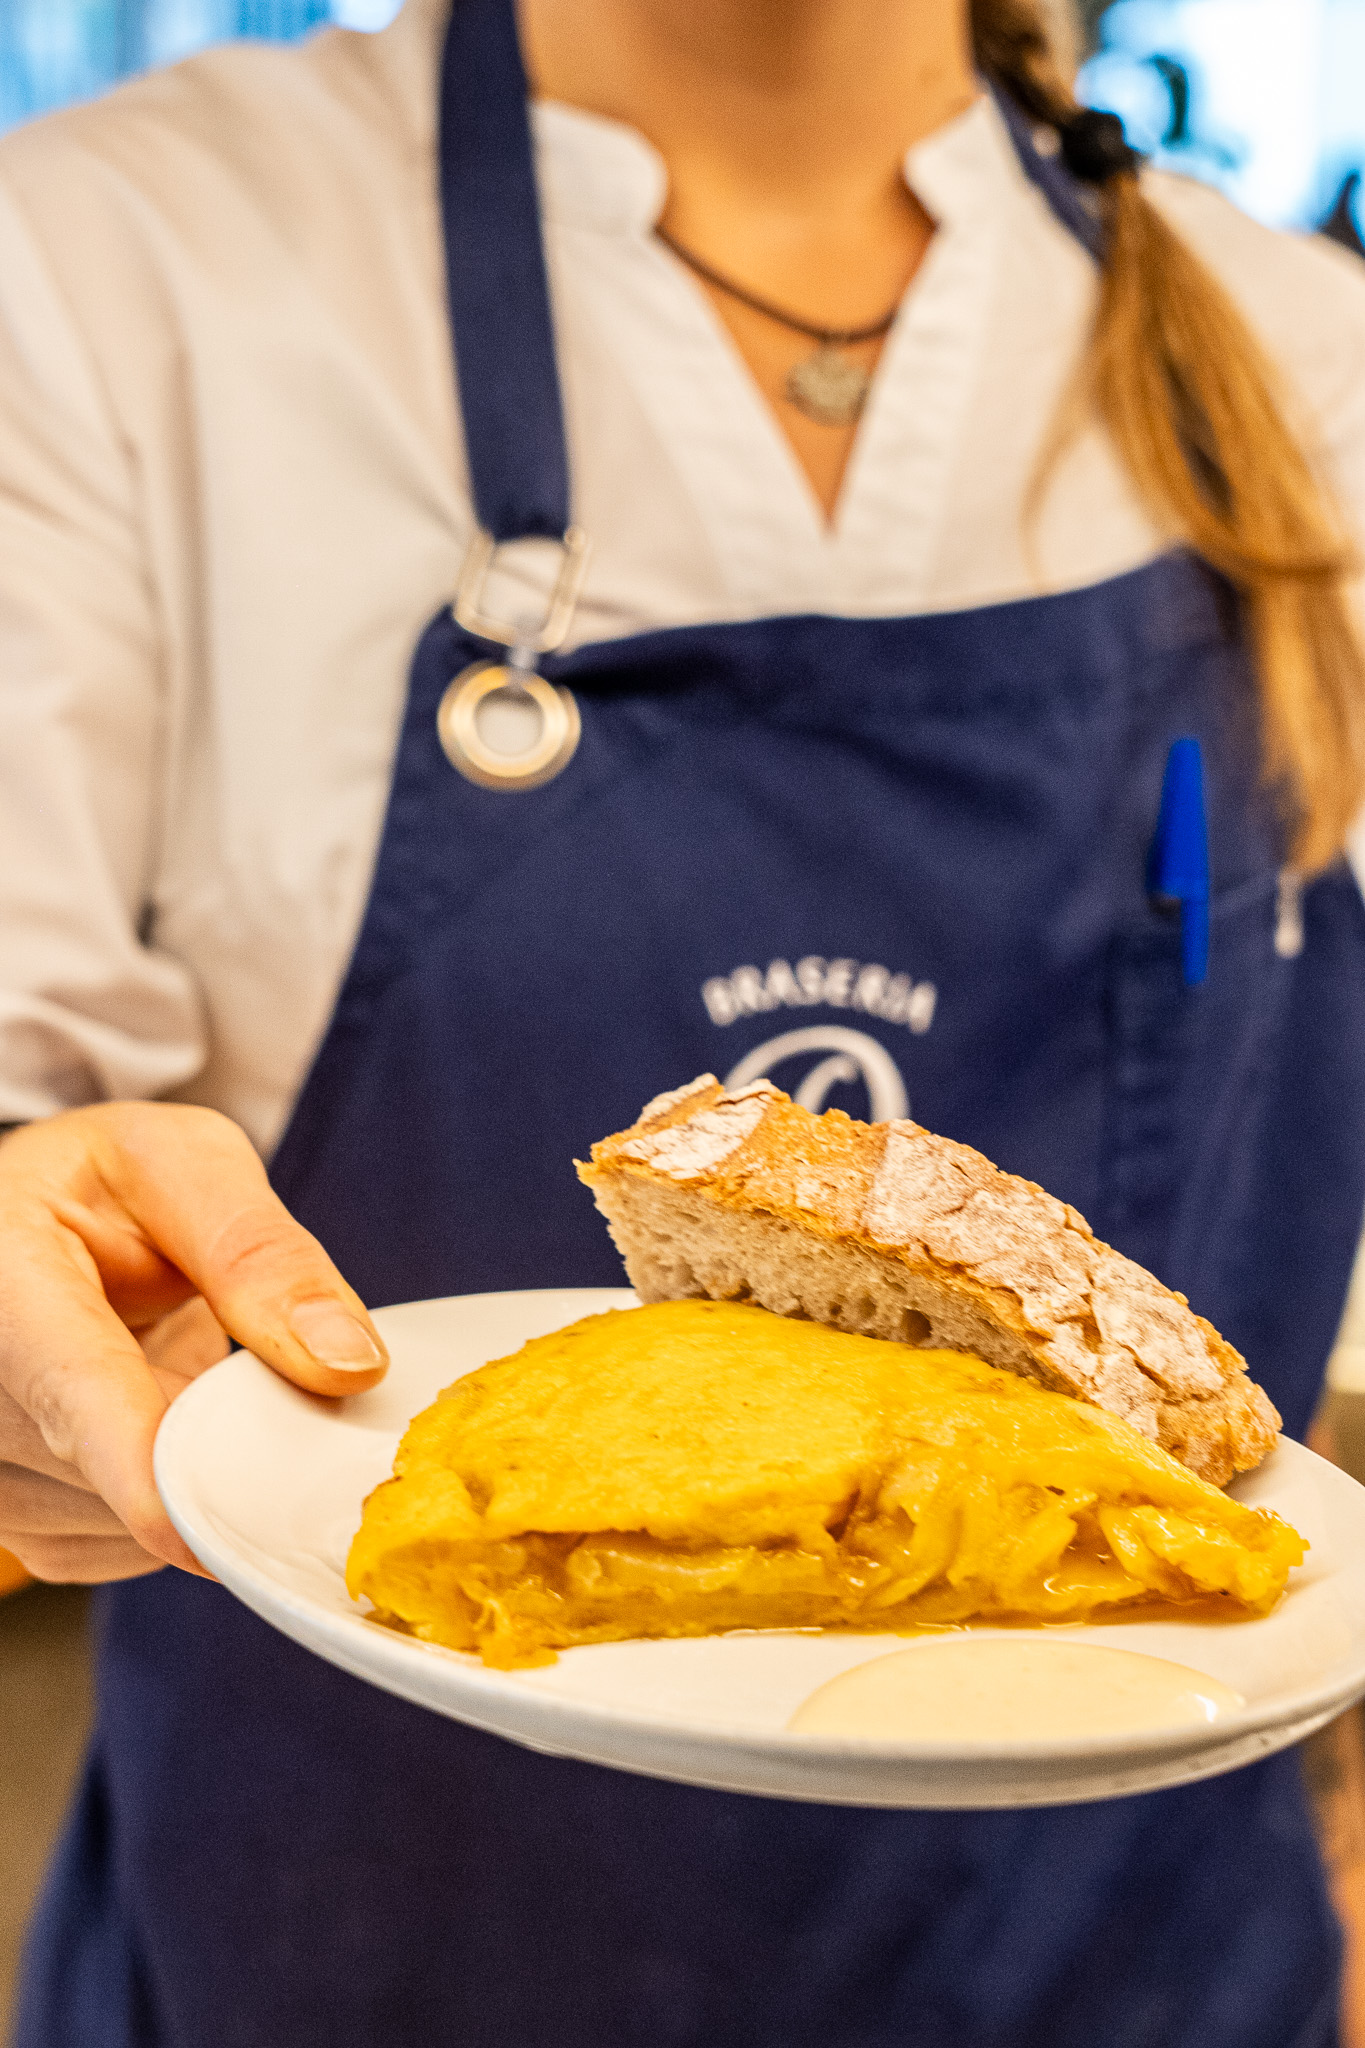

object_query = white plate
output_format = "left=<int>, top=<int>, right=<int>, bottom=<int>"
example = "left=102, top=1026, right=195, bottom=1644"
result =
left=155, top=1287, right=1365, bottom=1809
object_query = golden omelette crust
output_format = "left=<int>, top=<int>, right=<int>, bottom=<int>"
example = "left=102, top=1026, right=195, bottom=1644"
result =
left=577, top=1077, right=1281, bottom=1487
left=347, top=1301, right=1304, bottom=1669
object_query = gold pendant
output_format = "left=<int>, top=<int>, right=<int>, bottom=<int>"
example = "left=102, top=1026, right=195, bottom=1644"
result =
left=436, top=661, right=581, bottom=791
left=785, top=344, right=871, bottom=426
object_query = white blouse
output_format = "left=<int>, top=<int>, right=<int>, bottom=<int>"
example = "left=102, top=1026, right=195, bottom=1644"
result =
left=1, top=0, right=1364, bottom=1154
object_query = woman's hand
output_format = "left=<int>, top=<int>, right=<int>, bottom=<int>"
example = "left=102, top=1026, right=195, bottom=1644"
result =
left=0, top=1103, right=388, bottom=1584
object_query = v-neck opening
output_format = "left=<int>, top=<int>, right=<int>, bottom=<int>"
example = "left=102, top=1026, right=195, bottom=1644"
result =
left=646, top=234, right=862, bottom=543
left=533, top=94, right=1003, bottom=546
left=529, top=92, right=1091, bottom=626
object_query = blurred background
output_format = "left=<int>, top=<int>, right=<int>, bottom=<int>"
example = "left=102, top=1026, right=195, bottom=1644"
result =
left=1076, top=0, right=1365, bottom=245
left=0, top=0, right=401, bottom=131
left=2, top=0, right=1365, bottom=2041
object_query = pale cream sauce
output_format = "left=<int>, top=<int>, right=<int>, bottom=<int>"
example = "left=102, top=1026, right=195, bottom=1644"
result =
left=788, top=1638, right=1245, bottom=1743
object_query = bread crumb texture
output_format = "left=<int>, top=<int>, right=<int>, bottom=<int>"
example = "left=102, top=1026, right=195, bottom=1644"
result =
left=579, top=1077, right=1281, bottom=1487
left=346, top=1301, right=1303, bottom=1669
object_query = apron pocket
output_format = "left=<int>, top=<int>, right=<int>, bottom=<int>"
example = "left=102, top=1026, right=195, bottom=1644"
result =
left=1098, top=871, right=1292, bottom=1306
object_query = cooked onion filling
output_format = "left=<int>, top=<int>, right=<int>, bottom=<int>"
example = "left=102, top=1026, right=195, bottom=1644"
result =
left=347, top=1301, right=1304, bottom=1669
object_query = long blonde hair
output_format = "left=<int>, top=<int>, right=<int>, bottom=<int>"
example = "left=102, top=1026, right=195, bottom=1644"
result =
left=973, top=0, right=1365, bottom=873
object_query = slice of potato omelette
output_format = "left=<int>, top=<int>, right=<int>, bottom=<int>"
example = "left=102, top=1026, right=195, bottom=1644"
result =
left=346, top=1300, right=1304, bottom=1669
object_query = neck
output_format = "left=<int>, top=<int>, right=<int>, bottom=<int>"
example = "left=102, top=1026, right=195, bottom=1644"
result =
left=517, top=0, right=979, bottom=523
left=518, top=0, right=977, bottom=233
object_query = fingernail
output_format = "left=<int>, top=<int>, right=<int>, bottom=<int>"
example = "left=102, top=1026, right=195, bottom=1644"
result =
left=289, top=1300, right=384, bottom=1371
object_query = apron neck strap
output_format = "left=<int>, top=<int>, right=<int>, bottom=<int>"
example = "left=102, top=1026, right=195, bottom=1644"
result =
left=440, top=0, right=571, bottom=542
left=987, top=84, right=1109, bottom=265
left=437, top=0, right=1108, bottom=548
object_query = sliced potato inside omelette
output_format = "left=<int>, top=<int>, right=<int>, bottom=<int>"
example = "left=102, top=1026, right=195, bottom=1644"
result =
left=346, top=1301, right=1304, bottom=1669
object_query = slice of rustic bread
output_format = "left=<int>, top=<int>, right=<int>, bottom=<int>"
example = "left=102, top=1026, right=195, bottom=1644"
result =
left=577, top=1075, right=1281, bottom=1487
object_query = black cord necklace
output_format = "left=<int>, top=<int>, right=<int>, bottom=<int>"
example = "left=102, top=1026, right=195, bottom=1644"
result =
left=655, top=223, right=901, bottom=426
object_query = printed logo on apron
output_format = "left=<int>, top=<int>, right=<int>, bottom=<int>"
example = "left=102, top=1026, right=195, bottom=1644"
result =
left=701, top=955, right=936, bottom=1121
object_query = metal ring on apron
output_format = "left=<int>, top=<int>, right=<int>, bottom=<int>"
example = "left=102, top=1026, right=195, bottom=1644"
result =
left=437, top=660, right=581, bottom=789
left=441, top=524, right=591, bottom=793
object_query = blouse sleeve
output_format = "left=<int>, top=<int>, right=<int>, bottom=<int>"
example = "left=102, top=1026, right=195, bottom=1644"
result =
left=0, top=170, right=206, bottom=1123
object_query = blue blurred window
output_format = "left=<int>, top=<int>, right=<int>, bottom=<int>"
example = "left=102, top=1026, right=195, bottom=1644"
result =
left=0, top=0, right=400, bottom=130
left=1080, top=0, right=1365, bottom=233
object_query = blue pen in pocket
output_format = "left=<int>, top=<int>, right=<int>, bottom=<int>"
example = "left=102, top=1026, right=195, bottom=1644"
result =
left=1147, top=736, right=1210, bottom=988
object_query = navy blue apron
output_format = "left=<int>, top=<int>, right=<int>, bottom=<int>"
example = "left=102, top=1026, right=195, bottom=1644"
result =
left=19, top=4, right=1365, bottom=2043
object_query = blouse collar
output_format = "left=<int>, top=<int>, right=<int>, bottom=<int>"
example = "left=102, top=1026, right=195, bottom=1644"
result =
left=532, top=89, right=1026, bottom=238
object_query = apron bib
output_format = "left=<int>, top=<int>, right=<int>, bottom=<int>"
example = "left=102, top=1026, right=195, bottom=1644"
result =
left=19, top=4, right=1365, bottom=2043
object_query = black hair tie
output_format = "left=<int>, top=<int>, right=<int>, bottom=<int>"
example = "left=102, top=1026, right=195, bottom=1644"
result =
left=1059, top=108, right=1142, bottom=184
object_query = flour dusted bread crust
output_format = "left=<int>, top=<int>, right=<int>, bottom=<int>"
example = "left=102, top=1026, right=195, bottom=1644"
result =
left=578, top=1077, right=1281, bottom=1487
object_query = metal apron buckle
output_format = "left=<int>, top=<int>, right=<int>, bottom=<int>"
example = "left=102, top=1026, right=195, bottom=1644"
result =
left=438, top=526, right=590, bottom=791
